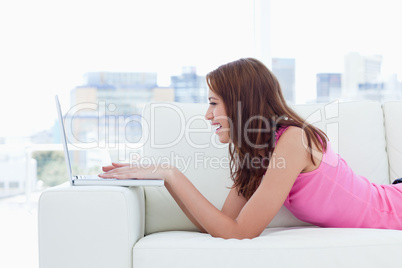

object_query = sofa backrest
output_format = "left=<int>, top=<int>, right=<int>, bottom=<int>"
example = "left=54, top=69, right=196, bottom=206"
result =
left=292, top=101, right=389, bottom=185
left=141, top=101, right=390, bottom=234
left=141, top=102, right=231, bottom=234
left=383, top=101, right=402, bottom=181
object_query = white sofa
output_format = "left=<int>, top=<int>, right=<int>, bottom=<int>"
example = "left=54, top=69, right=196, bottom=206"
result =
left=39, top=100, right=402, bottom=268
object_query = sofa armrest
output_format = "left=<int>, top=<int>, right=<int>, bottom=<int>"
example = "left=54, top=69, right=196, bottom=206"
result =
left=38, top=184, right=145, bottom=268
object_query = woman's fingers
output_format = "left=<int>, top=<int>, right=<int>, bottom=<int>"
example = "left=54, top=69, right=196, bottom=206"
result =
left=99, top=164, right=138, bottom=179
left=112, top=162, right=130, bottom=167
left=99, top=172, right=134, bottom=179
left=102, top=165, right=115, bottom=172
left=102, top=163, right=130, bottom=172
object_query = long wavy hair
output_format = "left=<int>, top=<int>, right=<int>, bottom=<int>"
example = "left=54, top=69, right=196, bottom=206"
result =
left=206, top=58, right=328, bottom=200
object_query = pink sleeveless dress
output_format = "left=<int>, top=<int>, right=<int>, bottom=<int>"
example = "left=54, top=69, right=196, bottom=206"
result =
left=275, top=126, right=402, bottom=229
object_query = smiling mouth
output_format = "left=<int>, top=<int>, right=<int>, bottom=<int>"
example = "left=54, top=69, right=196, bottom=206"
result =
left=214, top=124, right=223, bottom=133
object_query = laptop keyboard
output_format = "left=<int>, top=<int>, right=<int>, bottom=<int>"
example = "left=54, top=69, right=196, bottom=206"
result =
left=76, top=175, right=104, bottom=180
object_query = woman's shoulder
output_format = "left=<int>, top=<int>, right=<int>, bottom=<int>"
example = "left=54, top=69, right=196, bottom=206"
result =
left=275, top=126, right=313, bottom=157
left=275, top=125, right=305, bottom=146
left=275, top=125, right=325, bottom=172
left=271, top=126, right=313, bottom=176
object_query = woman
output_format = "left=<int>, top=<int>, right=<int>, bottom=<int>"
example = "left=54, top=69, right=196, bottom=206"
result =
left=99, top=58, right=402, bottom=239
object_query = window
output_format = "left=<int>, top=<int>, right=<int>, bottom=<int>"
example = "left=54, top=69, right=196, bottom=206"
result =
left=270, top=0, right=402, bottom=103
left=1, top=2, right=401, bottom=267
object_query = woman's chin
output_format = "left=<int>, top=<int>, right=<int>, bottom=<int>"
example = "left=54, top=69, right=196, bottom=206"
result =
left=217, top=134, right=230, bottom=144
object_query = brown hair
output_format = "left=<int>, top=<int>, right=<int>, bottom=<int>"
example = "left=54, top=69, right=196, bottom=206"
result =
left=206, top=58, right=328, bottom=200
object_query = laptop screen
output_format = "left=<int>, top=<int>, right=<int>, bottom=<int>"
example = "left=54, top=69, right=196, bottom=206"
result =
left=55, top=95, right=74, bottom=184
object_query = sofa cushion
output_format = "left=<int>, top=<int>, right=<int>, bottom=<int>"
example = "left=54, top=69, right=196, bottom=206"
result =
left=133, top=228, right=402, bottom=268
left=383, top=101, right=402, bottom=181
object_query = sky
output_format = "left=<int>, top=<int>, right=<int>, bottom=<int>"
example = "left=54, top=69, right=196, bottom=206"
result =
left=0, top=0, right=401, bottom=139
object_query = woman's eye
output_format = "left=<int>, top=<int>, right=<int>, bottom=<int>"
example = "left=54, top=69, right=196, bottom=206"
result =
left=209, top=102, right=217, bottom=106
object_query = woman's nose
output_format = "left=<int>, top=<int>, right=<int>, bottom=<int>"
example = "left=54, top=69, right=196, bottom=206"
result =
left=205, top=108, right=213, bottom=120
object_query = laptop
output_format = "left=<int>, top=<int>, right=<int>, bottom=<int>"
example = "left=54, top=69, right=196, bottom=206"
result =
left=55, top=95, right=164, bottom=187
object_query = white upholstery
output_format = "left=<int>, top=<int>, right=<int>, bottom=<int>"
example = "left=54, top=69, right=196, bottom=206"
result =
left=38, top=184, right=145, bottom=268
left=38, top=100, right=402, bottom=268
left=133, top=228, right=402, bottom=268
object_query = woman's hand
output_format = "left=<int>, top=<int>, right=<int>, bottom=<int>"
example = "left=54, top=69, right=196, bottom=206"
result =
left=99, top=162, right=176, bottom=182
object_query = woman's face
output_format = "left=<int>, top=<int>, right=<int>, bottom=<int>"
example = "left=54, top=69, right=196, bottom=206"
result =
left=205, top=89, right=231, bottom=143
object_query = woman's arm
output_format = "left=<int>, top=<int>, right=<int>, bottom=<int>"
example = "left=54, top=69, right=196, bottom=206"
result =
left=100, top=127, right=310, bottom=239
left=221, top=186, right=248, bottom=220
